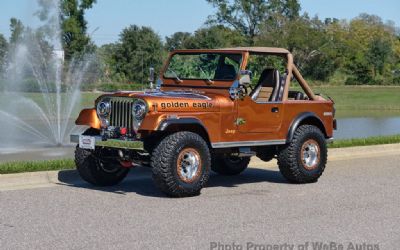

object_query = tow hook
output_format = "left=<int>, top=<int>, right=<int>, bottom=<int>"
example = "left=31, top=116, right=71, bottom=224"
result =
left=118, top=149, right=138, bottom=168
left=120, top=161, right=134, bottom=168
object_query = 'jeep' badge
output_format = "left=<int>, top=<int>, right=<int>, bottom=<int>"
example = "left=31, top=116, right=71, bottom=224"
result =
left=225, top=129, right=236, bottom=134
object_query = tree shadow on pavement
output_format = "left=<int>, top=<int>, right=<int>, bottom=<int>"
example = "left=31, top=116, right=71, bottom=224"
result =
left=57, top=167, right=288, bottom=198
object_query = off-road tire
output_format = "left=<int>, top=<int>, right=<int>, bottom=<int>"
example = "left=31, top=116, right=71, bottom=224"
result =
left=277, top=125, right=327, bottom=183
left=211, top=156, right=251, bottom=175
left=75, top=147, right=130, bottom=186
left=151, top=131, right=211, bottom=197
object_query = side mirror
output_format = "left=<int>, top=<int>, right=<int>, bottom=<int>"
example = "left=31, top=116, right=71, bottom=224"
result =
left=239, top=70, right=252, bottom=86
left=239, top=75, right=251, bottom=86
left=229, top=70, right=252, bottom=100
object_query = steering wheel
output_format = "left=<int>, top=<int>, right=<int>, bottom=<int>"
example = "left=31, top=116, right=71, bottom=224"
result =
left=222, top=74, right=235, bottom=80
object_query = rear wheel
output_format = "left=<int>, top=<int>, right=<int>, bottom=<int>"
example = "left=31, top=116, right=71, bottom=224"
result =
left=211, top=155, right=251, bottom=175
left=75, top=147, right=130, bottom=186
left=151, top=132, right=211, bottom=197
left=277, top=125, right=327, bottom=183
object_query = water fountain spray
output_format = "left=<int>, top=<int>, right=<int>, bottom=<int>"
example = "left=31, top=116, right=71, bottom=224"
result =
left=0, top=0, right=95, bottom=149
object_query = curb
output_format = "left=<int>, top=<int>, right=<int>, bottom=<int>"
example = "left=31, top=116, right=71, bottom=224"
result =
left=1, top=143, right=399, bottom=191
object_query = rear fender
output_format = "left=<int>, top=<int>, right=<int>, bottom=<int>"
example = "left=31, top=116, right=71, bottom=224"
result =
left=287, top=112, right=327, bottom=143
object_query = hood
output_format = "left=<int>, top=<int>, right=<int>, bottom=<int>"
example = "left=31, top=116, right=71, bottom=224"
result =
left=102, top=90, right=228, bottom=112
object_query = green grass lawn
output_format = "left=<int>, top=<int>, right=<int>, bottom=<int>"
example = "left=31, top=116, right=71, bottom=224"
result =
left=328, top=134, right=400, bottom=148
left=0, top=159, right=75, bottom=174
left=312, top=86, right=400, bottom=111
left=290, top=85, right=400, bottom=117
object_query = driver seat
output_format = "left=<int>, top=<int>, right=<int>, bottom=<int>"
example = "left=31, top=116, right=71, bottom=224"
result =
left=250, top=68, right=280, bottom=102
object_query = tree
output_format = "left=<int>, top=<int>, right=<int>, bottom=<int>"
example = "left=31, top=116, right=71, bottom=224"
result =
left=165, top=32, right=192, bottom=51
left=9, top=18, right=24, bottom=44
left=186, top=25, right=245, bottom=49
left=367, top=38, right=392, bottom=77
left=112, top=25, right=163, bottom=83
left=268, top=0, right=300, bottom=20
left=256, top=14, right=337, bottom=81
left=339, top=14, right=399, bottom=84
left=36, top=0, right=96, bottom=60
left=206, top=0, right=300, bottom=44
left=97, top=43, right=119, bottom=81
left=0, top=34, right=8, bottom=73
left=165, top=26, right=245, bottom=51
left=60, top=0, right=96, bottom=60
left=345, top=54, right=374, bottom=85
left=206, top=0, right=269, bottom=43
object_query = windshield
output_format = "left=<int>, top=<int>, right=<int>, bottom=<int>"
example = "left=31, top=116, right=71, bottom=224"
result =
left=164, top=53, right=242, bottom=81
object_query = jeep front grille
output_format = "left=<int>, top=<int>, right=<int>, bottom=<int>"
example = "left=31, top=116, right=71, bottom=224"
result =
left=109, top=98, right=134, bottom=130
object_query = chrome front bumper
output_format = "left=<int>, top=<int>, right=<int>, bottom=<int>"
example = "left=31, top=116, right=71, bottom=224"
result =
left=70, top=134, right=144, bottom=150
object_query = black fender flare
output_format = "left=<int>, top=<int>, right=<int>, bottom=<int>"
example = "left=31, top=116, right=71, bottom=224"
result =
left=157, top=117, right=211, bottom=144
left=286, top=112, right=327, bottom=143
left=157, top=117, right=209, bottom=134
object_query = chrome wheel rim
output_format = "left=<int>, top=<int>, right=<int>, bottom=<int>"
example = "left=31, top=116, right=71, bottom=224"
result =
left=301, top=139, right=320, bottom=170
left=177, top=148, right=202, bottom=183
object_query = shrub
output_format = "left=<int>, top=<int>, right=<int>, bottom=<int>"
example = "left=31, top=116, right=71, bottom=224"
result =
left=95, top=82, right=147, bottom=92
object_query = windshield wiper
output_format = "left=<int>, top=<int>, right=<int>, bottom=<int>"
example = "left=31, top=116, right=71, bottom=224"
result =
left=168, top=69, right=183, bottom=83
left=197, top=65, right=214, bottom=85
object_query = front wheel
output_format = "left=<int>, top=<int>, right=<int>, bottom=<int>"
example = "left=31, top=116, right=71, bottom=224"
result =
left=151, top=132, right=211, bottom=197
left=277, top=125, right=327, bottom=183
left=75, top=147, right=130, bottom=186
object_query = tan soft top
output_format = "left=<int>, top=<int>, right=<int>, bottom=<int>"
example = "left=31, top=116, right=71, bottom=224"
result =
left=172, top=47, right=290, bottom=55
left=220, top=47, right=290, bottom=54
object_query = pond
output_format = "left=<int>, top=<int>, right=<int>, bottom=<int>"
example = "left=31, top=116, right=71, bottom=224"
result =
left=334, top=116, right=400, bottom=139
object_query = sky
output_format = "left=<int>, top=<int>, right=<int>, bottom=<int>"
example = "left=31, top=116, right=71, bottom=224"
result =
left=0, top=0, right=399, bottom=46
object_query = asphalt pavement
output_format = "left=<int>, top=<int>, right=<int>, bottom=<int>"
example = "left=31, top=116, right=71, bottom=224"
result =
left=0, top=154, right=399, bottom=250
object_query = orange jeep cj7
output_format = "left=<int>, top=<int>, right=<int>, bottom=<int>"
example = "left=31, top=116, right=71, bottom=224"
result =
left=71, top=47, right=336, bottom=197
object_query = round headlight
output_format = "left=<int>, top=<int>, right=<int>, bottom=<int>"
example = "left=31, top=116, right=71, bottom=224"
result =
left=97, top=100, right=111, bottom=116
left=132, top=99, right=147, bottom=120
